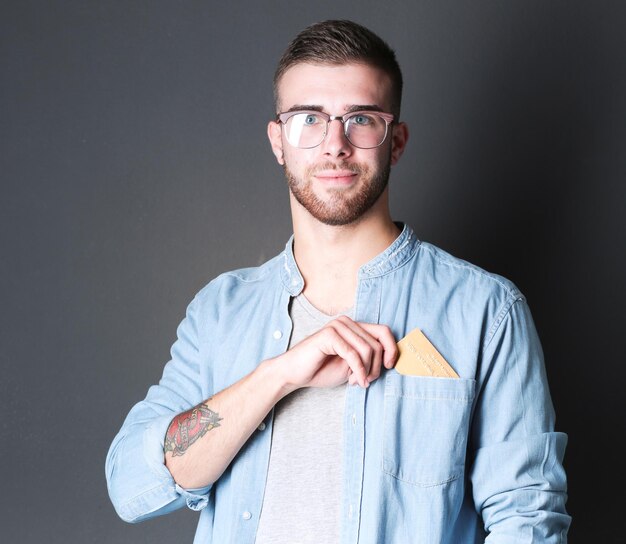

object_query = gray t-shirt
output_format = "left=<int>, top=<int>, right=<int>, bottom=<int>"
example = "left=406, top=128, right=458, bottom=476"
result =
left=255, top=294, right=352, bottom=544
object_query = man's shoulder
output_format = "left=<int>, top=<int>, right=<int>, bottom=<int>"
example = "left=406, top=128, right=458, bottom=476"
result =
left=193, top=251, right=284, bottom=303
left=218, top=252, right=284, bottom=284
left=415, top=240, right=524, bottom=302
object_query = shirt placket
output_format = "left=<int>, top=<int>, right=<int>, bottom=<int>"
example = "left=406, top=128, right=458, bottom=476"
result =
left=342, top=274, right=381, bottom=544
left=234, top=285, right=295, bottom=543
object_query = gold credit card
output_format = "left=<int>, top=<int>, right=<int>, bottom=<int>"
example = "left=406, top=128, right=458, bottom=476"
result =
left=396, top=328, right=459, bottom=378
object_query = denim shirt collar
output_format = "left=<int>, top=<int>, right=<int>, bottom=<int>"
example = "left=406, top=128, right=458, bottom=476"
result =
left=280, top=223, right=421, bottom=295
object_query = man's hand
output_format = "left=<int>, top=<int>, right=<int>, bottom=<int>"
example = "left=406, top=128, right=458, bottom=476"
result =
left=272, top=316, right=398, bottom=393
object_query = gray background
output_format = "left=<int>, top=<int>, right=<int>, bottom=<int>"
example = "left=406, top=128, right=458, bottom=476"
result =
left=2, top=1, right=624, bottom=542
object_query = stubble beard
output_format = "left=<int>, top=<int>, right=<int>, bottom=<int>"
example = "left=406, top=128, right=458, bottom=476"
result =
left=285, top=160, right=391, bottom=226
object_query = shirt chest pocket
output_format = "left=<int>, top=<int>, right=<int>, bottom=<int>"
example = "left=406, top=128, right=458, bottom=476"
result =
left=383, top=372, right=476, bottom=487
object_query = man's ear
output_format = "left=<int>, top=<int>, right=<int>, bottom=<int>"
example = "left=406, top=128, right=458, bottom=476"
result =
left=390, top=122, right=409, bottom=166
left=267, top=121, right=285, bottom=165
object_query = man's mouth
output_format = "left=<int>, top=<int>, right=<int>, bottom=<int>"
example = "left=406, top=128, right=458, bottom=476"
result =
left=314, top=170, right=357, bottom=181
left=310, top=164, right=362, bottom=185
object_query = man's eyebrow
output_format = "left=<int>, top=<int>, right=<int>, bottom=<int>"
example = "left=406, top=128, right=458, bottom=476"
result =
left=345, top=105, right=385, bottom=113
left=283, top=105, right=324, bottom=113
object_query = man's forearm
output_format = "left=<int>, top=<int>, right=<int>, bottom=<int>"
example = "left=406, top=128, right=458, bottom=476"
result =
left=164, top=359, right=287, bottom=489
left=164, top=402, right=223, bottom=457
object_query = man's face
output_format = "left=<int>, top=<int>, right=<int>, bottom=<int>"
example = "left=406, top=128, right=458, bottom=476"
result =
left=268, top=63, right=407, bottom=226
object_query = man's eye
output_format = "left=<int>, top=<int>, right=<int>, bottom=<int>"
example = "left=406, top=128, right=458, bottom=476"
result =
left=303, top=114, right=320, bottom=125
left=352, top=114, right=373, bottom=126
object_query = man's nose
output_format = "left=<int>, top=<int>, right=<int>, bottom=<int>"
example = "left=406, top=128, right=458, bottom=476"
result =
left=322, top=119, right=352, bottom=157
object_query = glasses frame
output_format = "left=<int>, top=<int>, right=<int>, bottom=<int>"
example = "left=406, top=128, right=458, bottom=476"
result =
left=276, top=110, right=395, bottom=149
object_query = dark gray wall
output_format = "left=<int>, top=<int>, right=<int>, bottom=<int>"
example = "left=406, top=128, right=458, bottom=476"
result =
left=2, top=1, right=624, bottom=542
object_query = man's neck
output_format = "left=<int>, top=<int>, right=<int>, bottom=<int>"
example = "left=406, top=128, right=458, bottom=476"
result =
left=291, top=198, right=400, bottom=315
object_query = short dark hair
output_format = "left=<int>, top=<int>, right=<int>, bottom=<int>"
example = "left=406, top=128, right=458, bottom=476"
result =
left=274, top=20, right=403, bottom=117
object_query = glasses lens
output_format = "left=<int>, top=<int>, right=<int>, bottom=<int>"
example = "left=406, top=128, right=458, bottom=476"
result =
left=345, top=113, right=388, bottom=149
left=284, top=113, right=326, bottom=148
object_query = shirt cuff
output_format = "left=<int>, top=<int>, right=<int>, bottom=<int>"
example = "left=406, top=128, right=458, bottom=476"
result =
left=143, top=413, right=177, bottom=479
left=175, top=483, right=212, bottom=511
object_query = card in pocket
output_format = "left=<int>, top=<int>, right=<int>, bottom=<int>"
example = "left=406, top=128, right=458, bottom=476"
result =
left=396, top=328, right=459, bottom=378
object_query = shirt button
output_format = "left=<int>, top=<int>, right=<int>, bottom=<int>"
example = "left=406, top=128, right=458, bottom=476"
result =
left=242, top=511, right=252, bottom=520
left=273, top=329, right=282, bottom=340
left=352, top=413, right=357, bottom=426
left=257, top=422, right=266, bottom=431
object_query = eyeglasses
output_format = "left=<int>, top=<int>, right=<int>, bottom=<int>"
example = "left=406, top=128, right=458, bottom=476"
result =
left=276, top=110, right=395, bottom=149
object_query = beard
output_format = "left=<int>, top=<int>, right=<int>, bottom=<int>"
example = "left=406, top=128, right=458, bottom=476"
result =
left=285, top=159, right=391, bottom=226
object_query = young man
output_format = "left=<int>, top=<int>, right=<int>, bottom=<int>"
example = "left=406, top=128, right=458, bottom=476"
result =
left=106, top=20, right=570, bottom=543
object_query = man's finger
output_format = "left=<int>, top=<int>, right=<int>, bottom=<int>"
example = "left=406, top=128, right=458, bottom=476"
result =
left=317, top=327, right=369, bottom=388
left=358, top=322, right=398, bottom=369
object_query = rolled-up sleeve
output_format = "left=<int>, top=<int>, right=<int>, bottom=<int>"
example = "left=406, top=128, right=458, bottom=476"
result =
left=105, top=294, right=213, bottom=523
left=470, top=298, right=571, bottom=542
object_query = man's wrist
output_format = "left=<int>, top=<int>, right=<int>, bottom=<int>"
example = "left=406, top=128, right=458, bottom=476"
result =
left=258, top=356, right=300, bottom=400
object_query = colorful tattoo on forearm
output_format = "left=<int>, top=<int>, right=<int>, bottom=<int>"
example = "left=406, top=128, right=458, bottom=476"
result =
left=164, top=401, right=223, bottom=456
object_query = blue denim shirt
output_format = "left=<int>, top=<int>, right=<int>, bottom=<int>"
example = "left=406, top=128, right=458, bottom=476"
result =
left=106, top=224, right=570, bottom=543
